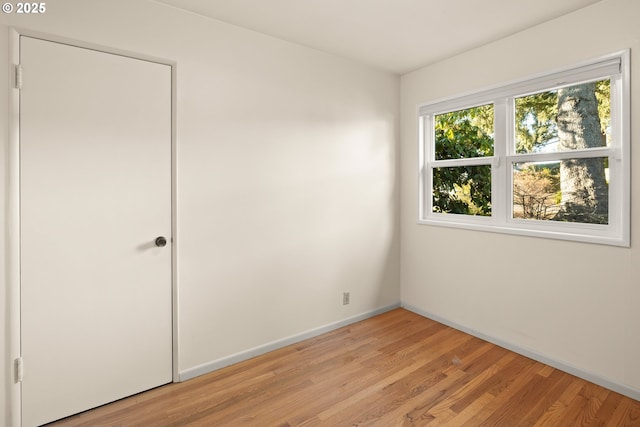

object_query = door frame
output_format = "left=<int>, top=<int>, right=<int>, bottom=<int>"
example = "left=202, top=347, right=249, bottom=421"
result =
left=7, top=28, right=179, bottom=427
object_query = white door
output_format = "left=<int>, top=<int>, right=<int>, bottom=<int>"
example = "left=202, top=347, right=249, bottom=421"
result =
left=20, top=36, right=172, bottom=427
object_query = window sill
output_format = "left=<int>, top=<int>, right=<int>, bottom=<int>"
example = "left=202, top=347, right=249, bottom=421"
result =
left=417, top=217, right=629, bottom=247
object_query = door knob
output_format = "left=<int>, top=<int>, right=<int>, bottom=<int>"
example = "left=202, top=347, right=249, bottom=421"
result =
left=155, top=236, right=167, bottom=247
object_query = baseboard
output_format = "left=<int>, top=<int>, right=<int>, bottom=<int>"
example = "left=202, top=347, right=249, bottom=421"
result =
left=401, top=303, right=640, bottom=402
left=178, top=303, right=401, bottom=382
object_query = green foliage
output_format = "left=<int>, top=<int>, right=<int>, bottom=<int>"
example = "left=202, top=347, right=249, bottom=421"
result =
left=432, top=166, right=492, bottom=216
left=434, top=105, right=494, bottom=159
left=515, top=92, right=557, bottom=153
left=515, top=79, right=610, bottom=153
left=432, top=105, right=493, bottom=215
left=431, top=80, right=610, bottom=219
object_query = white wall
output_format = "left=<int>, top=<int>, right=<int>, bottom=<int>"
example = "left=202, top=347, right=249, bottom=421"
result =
left=401, top=0, right=640, bottom=398
left=0, top=1, right=400, bottom=423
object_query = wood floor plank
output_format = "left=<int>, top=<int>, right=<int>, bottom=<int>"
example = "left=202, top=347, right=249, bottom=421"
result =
left=440, top=350, right=519, bottom=414
left=370, top=340, right=496, bottom=426
left=517, top=369, right=577, bottom=426
left=472, top=360, right=548, bottom=426
left=46, top=308, right=640, bottom=427
left=606, top=398, right=634, bottom=426
left=532, top=377, right=589, bottom=427
left=401, top=345, right=513, bottom=424
left=572, top=383, right=612, bottom=426
left=327, top=343, right=482, bottom=426
left=448, top=392, right=495, bottom=426
left=314, top=328, right=477, bottom=424
left=588, top=391, right=625, bottom=427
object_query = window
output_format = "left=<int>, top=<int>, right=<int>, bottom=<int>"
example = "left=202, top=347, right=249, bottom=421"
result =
left=418, top=51, right=630, bottom=246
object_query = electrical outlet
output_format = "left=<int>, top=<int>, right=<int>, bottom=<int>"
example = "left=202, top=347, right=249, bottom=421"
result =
left=342, top=291, right=350, bottom=305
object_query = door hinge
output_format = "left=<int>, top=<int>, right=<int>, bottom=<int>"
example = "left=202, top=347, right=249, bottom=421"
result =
left=15, top=357, right=23, bottom=382
left=15, top=64, right=23, bottom=90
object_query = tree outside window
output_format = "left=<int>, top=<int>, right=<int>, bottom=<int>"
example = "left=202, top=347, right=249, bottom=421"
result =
left=419, top=51, right=629, bottom=246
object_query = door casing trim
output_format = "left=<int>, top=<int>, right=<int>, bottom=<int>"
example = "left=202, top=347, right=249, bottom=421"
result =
left=7, top=27, right=179, bottom=427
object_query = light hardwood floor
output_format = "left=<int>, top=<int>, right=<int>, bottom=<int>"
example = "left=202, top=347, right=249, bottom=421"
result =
left=47, top=308, right=640, bottom=426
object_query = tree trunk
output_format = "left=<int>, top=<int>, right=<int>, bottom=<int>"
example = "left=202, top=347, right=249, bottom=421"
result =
left=556, top=82, right=608, bottom=223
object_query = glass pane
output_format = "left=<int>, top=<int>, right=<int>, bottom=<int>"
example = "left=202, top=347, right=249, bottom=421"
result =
left=515, top=79, right=610, bottom=154
left=433, top=165, right=491, bottom=216
left=513, top=158, right=608, bottom=224
left=435, top=104, right=494, bottom=160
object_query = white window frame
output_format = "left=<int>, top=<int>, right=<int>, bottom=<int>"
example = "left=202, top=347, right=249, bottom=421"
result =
left=418, top=51, right=630, bottom=246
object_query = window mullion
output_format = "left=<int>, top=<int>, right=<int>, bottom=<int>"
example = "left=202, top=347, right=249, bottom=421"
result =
left=508, top=147, right=613, bottom=163
left=430, top=157, right=495, bottom=168
left=493, top=98, right=508, bottom=223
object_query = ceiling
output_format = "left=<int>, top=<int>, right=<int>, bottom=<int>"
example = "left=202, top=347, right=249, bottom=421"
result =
left=154, top=0, right=602, bottom=75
